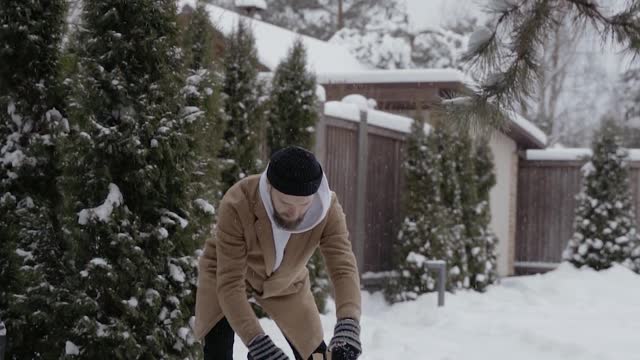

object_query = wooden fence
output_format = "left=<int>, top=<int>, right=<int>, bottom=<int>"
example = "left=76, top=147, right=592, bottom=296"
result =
left=515, top=159, right=640, bottom=274
left=315, top=108, right=407, bottom=273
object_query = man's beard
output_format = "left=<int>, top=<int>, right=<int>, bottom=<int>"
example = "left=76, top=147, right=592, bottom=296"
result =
left=272, top=209, right=304, bottom=230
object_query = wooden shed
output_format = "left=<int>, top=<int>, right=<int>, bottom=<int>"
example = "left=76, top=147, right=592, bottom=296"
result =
left=318, top=70, right=548, bottom=276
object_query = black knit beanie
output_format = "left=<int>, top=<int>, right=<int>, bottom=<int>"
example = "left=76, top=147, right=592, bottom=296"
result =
left=267, top=146, right=323, bottom=196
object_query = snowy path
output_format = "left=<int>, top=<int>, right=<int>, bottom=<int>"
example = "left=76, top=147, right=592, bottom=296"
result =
left=230, top=264, right=640, bottom=360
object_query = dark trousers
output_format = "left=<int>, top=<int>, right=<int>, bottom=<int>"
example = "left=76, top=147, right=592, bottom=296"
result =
left=0, top=334, right=5, bottom=360
left=203, top=317, right=327, bottom=360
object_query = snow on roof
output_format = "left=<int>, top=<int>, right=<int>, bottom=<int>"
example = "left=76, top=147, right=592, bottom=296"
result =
left=324, top=100, right=431, bottom=135
left=316, top=85, right=326, bottom=102
left=177, top=1, right=367, bottom=73
left=505, top=110, right=548, bottom=147
left=526, top=148, right=592, bottom=161
left=443, top=98, right=547, bottom=148
left=324, top=101, right=361, bottom=122
left=341, top=94, right=376, bottom=111
left=316, top=69, right=468, bottom=85
left=528, top=148, right=640, bottom=161
left=234, top=0, right=266, bottom=10
left=368, top=109, right=420, bottom=134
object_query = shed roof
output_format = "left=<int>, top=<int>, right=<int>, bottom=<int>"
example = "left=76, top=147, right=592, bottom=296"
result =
left=317, top=69, right=469, bottom=84
left=318, top=70, right=547, bottom=149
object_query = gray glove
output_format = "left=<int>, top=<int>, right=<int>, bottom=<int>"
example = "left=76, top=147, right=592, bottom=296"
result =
left=328, top=318, right=361, bottom=360
left=248, top=334, right=289, bottom=360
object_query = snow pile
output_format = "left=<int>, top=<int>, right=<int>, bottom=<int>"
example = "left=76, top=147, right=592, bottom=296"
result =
left=324, top=97, right=431, bottom=135
left=341, top=94, right=375, bottom=111
left=77, top=183, right=123, bottom=225
left=168, top=263, right=186, bottom=283
left=161, top=210, right=189, bottom=229
left=65, top=341, right=80, bottom=355
left=466, top=27, right=493, bottom=55
left=89, top=258, right=109, bottom=268
left=124, top=297, right=139, bottom=308
left=194, top=198, right=215, bottom=215
left=232, top=263, right=640, bottom=359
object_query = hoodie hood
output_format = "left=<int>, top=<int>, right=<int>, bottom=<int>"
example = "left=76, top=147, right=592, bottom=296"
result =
left=259, top=165, right=332, bottom=234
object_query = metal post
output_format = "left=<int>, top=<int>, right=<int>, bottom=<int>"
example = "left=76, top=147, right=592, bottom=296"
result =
left=0, top=320, right=6, bottom=360
left=425, top=260, right=447, bottom=307
left=314, top=101, right=327, bottom=166
left=437, top=263, right=446, bottom=307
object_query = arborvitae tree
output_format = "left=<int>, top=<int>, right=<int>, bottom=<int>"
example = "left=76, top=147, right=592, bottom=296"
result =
left=219, top=20, right=264, bottom=192
left=619, top=67, right=640, bottom=147
left=62, top=0, right=203, bottom=357
left=266, top=39, right=318, bottom=154
left=180, top=4, right=217, bottom=72
left=385, top=119, right=452, bottom=303
left=0, top=191, right=20, bottom=315
left=437, top=124, right=469, bottom=290
left=563, top=119, right=640, bottom=272
left=466, top=141, right=499, bottom=291
left=619, top=67, right=640, bottom=273
left=305, top=253, right=330, bottom=314
left=179, top=4, right=226, bottom=221
left=454, top=130, right=478, bottom=291
left=0, top=1, right=72, bottom=357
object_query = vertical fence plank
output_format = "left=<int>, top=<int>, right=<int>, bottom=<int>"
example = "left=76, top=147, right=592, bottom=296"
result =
left=516, top=160, right=640, bottom=274
left=314, top=102, right=327, bottom=166
left=354, top=110, right=369, bottom=273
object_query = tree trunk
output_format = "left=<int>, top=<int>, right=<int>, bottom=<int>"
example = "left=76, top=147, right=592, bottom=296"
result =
left=337, top=0, right=344, bottom=31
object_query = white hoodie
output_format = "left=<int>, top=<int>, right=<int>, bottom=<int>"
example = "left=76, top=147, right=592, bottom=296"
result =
left=258, top=166, right=332, bottom=271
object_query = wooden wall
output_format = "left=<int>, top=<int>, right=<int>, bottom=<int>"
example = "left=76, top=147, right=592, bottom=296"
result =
left=319, top=113, right=408, bottom=272
left=515, top=160, right=640, bottom=274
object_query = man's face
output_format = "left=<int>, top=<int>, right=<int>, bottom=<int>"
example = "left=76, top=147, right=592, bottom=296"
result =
left=270, top=187, right=314, bottom=230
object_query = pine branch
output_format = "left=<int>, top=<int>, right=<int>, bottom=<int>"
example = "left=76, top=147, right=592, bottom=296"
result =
left=566, top=0, right=640, bottom=55
left=444, top=0, right=640, bottom=134
left=436, top=95, right=511, bottom=136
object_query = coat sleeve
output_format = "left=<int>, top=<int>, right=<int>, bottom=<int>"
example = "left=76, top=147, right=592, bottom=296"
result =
left=215, top=201, right=264, bottom=345
left=319, top=196, right=362, bottom=321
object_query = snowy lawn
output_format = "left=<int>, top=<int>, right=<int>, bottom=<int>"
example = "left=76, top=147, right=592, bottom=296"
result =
left=231, top=263, right=640, bottom=359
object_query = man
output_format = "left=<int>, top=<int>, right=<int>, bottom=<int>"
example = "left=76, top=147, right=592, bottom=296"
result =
left=194, top=146, right=362, bottom=360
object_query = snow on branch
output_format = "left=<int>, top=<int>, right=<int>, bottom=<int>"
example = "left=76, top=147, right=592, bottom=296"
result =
left=77, top=183, right=123, bottom=225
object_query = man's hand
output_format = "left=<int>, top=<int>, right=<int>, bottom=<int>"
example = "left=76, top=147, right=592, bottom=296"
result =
left=248, top=334, right=289, bottom=360
left=328, top=318, right=361, bottom=360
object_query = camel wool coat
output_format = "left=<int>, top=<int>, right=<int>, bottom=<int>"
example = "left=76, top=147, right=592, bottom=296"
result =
left=194, top=174, right=361, bottom=359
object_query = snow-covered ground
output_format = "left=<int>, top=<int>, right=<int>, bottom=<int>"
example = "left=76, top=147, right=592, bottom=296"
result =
left=233, top=263, right=640, bottom=359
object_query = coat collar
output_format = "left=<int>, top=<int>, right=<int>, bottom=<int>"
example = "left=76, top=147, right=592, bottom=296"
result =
left=257, top=168, right=332, bottom=234
left=251, top=170, right=332, bottom=277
